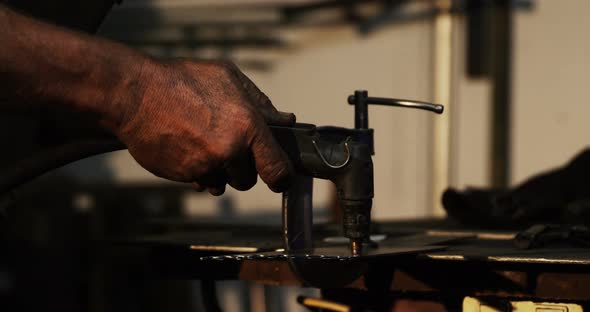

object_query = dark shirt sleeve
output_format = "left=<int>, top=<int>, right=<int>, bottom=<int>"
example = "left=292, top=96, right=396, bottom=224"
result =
left=2, top=0, right=118, bottom=33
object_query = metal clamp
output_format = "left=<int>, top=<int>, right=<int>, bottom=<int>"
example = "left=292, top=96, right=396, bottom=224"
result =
left=312, top=137, right=351, bottom=169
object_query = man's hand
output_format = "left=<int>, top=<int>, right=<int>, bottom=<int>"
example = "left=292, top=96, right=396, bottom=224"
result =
left=0, top=5, right=295, bottom=195
left=113, top=60, right=295, bottom=195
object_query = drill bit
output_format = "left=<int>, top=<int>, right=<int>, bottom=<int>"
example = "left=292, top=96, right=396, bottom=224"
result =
left=350, top=239, right=363, bottom=257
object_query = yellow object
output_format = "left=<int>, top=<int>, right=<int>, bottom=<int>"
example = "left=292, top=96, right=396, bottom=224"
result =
left=299, top=297, right=350, bottom=312
left=463, top=296, right=583, bottom=312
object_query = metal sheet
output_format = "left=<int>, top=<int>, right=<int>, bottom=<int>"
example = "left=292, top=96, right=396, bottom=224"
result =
left=422, top=246, right=590, bottom=265
left=198, top=245, right=447, bottom=262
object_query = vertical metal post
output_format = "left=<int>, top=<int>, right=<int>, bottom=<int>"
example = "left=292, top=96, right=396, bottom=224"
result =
left=282, top=175, right=313, bottom=251
left=431, top=0, right=454, bottom=216
left=490, top=0, right=512, bottom=188
left=354, top=90, right=369, bottom=129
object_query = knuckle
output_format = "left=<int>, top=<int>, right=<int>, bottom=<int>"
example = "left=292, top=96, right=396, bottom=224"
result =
left=242, top=109, right=258, bottom=126
left=182, top=154, right=215, bottom=181
left=252, top=91, right=272, bottom=109
left=208, top=142, right=236, bottom=163
left=238, top=110, right=262, bottom=139
left=262, top=95, right=274, bottom=107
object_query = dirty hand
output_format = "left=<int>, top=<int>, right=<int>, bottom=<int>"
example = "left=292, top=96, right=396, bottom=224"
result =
left=111, top=59, right=296, bottom=195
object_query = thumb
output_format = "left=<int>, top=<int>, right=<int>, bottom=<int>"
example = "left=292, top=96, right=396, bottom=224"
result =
left=231, top=65, right=296, bottom=126
left=264, top=110, right=296, bottom=126
left=243, top=85, right=296, bottom=126
left=249, top=124, right=292, bottom=193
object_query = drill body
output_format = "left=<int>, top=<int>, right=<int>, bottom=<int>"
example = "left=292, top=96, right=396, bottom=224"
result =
left=271, top=90, right=443, bottom=256
left=270, top=123, right=374, bottom=255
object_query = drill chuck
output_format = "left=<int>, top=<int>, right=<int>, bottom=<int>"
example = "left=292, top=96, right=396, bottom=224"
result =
left=341, top=200, right=372, bottom=255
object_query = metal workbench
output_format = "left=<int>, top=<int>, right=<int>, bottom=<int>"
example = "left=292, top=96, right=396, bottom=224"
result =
left=125, top=219, right=590, bottom=308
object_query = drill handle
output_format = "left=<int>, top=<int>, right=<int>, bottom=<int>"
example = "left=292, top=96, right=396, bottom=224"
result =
left=348, top=90, right=444, bottom=129
left=269, top=123, right=374, bottom=201
left=269, top=123, right=351, bottom=177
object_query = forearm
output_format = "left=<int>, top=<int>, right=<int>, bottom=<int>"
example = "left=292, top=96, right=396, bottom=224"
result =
left=0, top=4, right=148, bottom=129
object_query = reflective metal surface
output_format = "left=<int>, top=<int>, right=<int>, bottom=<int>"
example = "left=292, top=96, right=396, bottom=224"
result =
left=282, top=175, right=314, bottom=252
left=198, top=245, right=446, bottom=262
left=198, top=245, right=446, bottom=287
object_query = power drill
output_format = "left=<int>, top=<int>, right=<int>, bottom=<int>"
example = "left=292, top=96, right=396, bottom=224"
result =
left=271, top=90, right=443, bottom=256
left=0, top=89, right=442, bottom=258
